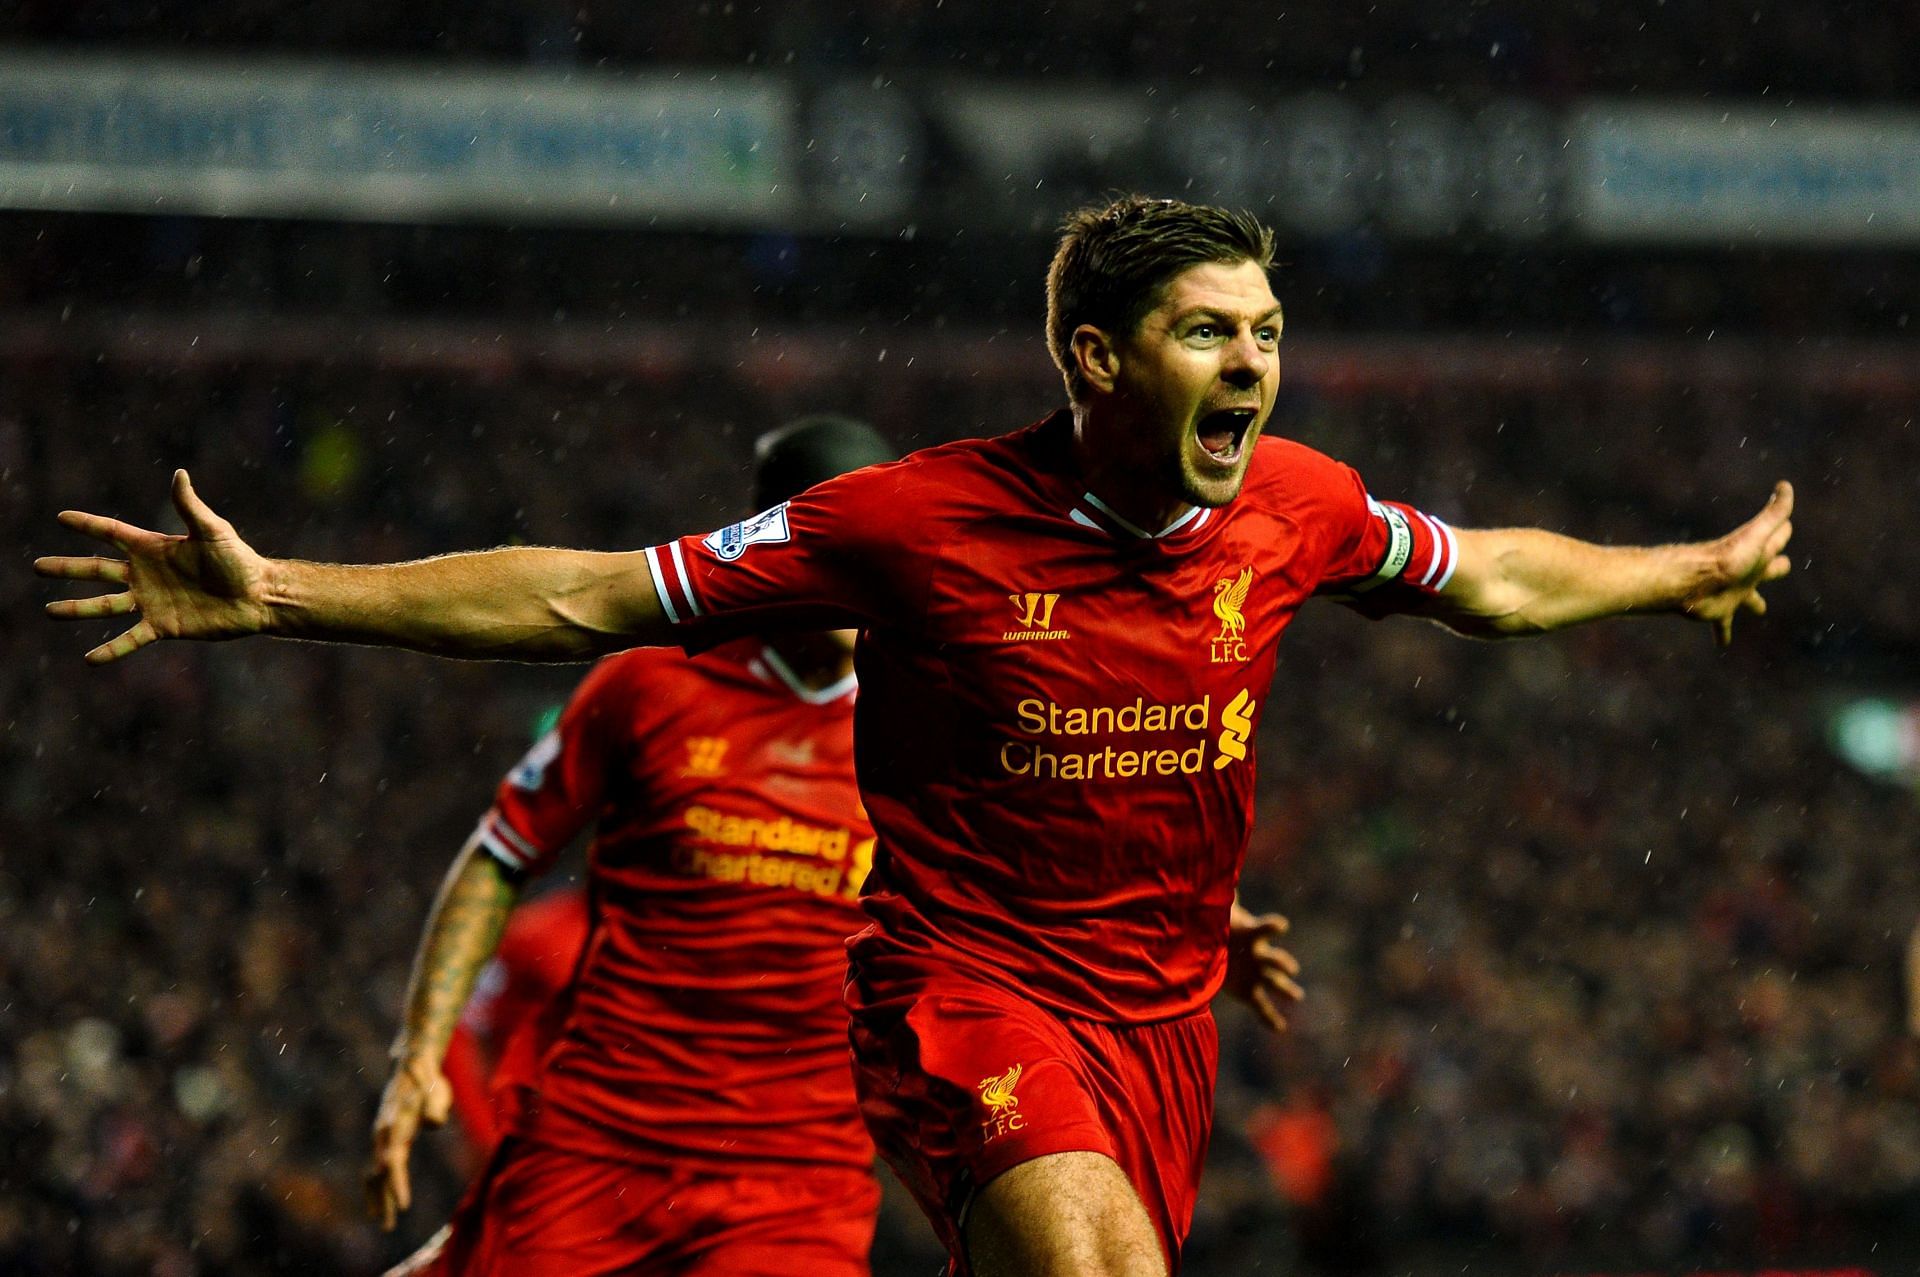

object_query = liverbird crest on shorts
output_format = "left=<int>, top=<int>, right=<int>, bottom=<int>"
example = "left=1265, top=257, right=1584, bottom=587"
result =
left=977, top=1063, right=1023, bottom=1117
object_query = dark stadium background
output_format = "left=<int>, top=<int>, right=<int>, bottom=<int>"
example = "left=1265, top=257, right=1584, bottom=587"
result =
left=5, top=4, right=1919, bottom=1274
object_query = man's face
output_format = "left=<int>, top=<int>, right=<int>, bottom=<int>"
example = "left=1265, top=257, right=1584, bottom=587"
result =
left=1102, top=258, right=1282, bottom=509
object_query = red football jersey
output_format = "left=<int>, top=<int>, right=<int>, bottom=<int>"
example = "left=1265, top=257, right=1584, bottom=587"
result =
left=645, top=411, right=1456, bottom=1024
left=472, top=641, right=876, bottom=1170
left=444, top=887, right=588, bottom=1153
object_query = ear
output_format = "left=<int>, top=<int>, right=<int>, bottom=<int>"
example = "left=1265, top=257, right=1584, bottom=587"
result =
left=1071, top=325, right=1121, bottom=396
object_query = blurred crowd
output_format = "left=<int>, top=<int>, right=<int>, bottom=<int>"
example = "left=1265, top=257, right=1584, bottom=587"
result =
left=4, top=345, right=1917, bottom=1276
left=9, top=0, right=1920, bottom=100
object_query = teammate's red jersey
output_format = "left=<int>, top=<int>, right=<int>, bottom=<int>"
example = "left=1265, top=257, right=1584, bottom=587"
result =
left=645, top=411, right=1455, bottom=1024
left=442, top=887, right=588, bottom=1153
left=471, top=640, right=876, bottom=1170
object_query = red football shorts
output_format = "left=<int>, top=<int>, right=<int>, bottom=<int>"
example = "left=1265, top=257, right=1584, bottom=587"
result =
left=847, top=967, right=1218, bottom=1273
left=396, top=1137, right=880, bottom=1277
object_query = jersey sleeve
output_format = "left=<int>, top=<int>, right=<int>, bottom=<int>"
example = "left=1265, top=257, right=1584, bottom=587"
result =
left=1314, top=461, right=1460, bottom=614
left=639, top=459, right=933, bottom=651
left=474, top=658, right=632, bottom=876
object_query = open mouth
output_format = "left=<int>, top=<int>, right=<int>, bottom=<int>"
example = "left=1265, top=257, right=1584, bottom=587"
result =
left=1195, top=408, right=1258, bottom=465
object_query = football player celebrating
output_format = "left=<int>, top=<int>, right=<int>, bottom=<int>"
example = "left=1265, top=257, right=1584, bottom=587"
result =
left=40, top=198, right=1791, bottom=1277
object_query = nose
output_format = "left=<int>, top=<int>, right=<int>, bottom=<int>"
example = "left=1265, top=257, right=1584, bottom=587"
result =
left=1221, top=328, right=1271, bottom=390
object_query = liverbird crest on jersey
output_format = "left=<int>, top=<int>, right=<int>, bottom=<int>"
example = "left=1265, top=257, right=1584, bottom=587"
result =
left=978, top=1062, right=1023, bottom=1116
left=976, top=1061, right=1029, bottom=1143
left=1210, top=566, right=1254, bottom=663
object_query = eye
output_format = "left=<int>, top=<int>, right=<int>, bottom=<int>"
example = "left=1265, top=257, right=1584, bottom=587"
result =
left=1190, top=323, right=1220, bottom=342
left=1256, top=326, right=1280, bottom=346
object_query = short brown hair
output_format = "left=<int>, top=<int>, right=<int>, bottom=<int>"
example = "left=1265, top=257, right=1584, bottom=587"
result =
left=1045, top=196, right=1275, bottom=402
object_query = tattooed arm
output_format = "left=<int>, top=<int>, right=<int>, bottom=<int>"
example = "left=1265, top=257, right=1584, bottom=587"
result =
left=366, top=836, right=522, bottom=1230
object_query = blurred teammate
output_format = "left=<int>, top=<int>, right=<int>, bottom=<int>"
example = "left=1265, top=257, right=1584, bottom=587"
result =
left=367, top=416, right=897, bottom=1276
left=439, top=884, right=587, bottom=1157
left=40, top=195, right=1794, bottom=1277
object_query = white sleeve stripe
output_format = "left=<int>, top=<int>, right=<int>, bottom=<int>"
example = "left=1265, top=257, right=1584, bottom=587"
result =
left=668, top=539, right=703, bottom=618
left=475, top=817, right=531, bottom=870
left=1434, top=519, right=1461, bottom=591
left=484, top=810, right=544, bottom=863
left=644, top=545, right=683, bottom=625
left=1415, top=511, right=1445, bottom=586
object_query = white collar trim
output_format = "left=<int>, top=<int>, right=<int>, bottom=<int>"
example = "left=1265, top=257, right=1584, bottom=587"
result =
left=756, top=645, right=858, bottom=705
left=1077, top=491, right=1210, bottom=540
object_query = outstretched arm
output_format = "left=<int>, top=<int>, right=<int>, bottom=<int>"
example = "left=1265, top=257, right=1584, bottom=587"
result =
left=366, top=837, right=521, bottom=1231
left=1413, top=482, right=1794, bottom=646
left=37, top=469, right=671, bottom=664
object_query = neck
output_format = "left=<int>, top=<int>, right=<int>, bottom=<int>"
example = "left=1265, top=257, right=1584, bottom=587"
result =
left=1069, top=404, right=1194, bottom=535
left=764, top=632, right=855, bottom=690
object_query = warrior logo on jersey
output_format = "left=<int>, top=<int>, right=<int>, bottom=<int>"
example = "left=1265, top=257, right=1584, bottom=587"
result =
left=977, top=1063, right=1028, bottom=1143
left=1005, top=592, right=1070, bottom=642
left=682, top=736, right=730, bottom=777
left=1211, top=567, right=1254, bottom=663
left=704, top=503, right=792, bottom=562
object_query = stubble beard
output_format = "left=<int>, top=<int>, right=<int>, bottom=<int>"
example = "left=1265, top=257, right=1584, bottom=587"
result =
left=1181, top=471, right=1245, bottom=509
left=1176, top=442, right=1257, bottom=510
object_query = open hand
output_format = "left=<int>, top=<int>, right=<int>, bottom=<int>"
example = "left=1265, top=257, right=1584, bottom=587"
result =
left=36, top=469, right=272, bottom=664
left=1224, top=908, right=1304, bottom=1033
left=366, top=1054, right=454, bottom=1231
left=1683, top=481, right=1794, bottom=648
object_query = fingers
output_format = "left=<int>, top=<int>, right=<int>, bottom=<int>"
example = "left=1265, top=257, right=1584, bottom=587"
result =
left=1769, top=480, right=1794, bottom=522
left=45, top=592, right=136, bottom=621
left=1742, top=480, right=1793, bottom=532
left=386, top=1147, right=412, bottom=1224
left=367, top=1117, right=418, bottom=1229
left=84, top=620, right=157, bottom=666
left=365, top=1060, right=445, bottom=1227
left=1726, top=482, right=1794, bottom=555
left=365, top=1160, right=399, bottom=1231
left=55, top=509, right=159, bottom=552
left=1715, top=550, right=1792, bottom=644
left=384, top=1136, right=410, bottom=1213
left=1254, top=942, right=1305, bottom=1001
left=1245, top=915, right=1290, bottom=945
left=172, top=469, right=231, bottom=540
left=34, top=555, right=129, bottom=585
left=1252, top=986, right=1290, bottom=1034
left=39, top=543, right=155, bottom=662
left=1252, top=936, right=1302, bottom=977
left=1246, top=933, right=1306, bottom=1034
left=367, top=1150, right=409, bottom=1230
